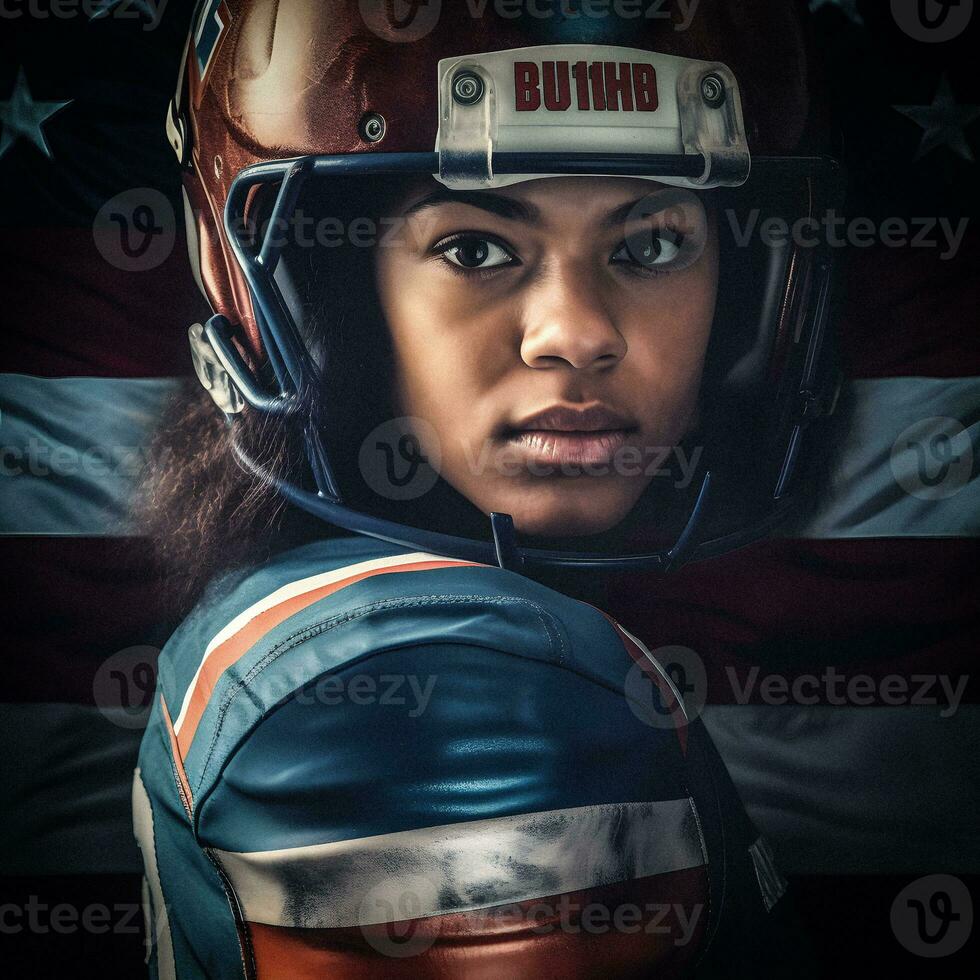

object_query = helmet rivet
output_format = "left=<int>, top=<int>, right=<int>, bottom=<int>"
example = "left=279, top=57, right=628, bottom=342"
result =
left=700, top=73, right=726, bottom=109
left=213, top=154, right=223, bottom=180
left=451, top=70, right=485, bottom=106
left=360, top=112, right=387, bottom=143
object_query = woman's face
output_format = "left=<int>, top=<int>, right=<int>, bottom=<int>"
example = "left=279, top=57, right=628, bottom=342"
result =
left=373, top=176, right=718, bottom=538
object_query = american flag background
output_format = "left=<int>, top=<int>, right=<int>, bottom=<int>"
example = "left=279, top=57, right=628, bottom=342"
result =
left=0, top=0, right=977, bottom=975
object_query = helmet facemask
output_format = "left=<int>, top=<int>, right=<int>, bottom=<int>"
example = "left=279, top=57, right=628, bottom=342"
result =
left=182, top=27, right=842, bottom=573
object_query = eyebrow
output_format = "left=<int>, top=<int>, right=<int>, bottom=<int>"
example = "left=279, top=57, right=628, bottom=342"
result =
left=403, top=188, right=541, bottom=223
left=401, top=186, right=678, bottom=228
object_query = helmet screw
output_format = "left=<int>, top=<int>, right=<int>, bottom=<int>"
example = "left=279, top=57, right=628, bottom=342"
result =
left=700, top=73, right=726, bottom=108
left=451, top=70, right=485, bottom=106
left=360, top=112, right=387, bottom=143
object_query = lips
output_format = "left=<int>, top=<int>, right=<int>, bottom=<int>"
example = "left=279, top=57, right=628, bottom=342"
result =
left=511, top=404, right=636, bottom=433
left=504, top=404, right=637, bottom=468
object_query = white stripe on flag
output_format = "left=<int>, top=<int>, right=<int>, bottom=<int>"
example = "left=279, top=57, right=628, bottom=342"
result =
left=0, top=373, right=180, bottom=536
left=796, top=377, right=980, bottom=539
left=0, top=702, right=146, bottom=875
left=3, top=374, right=976, bottom=538
left=703, top=704, right=980, bottom=874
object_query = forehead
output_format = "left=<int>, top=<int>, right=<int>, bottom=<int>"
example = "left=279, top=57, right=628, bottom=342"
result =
left=395, top=175, right=673, bottom=221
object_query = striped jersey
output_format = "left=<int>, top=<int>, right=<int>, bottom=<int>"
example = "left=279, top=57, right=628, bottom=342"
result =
left=134, top=535, right=808, bottom=978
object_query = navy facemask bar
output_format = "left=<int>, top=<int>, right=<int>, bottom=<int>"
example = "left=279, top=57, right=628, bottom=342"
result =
left=206, top=150, right=842, bottom=574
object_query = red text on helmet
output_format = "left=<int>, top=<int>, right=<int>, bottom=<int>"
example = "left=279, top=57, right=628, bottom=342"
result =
left=514, top=61, right=659, bottom=112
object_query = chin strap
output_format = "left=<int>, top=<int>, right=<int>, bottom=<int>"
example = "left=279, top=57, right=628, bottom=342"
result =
left=490, top=512, right=524, bottom=572
left=663, top=470, right=712, bottom=573
left=227, top=414, right=716, bottom=576
left=195, top=313, right=718, bottom=576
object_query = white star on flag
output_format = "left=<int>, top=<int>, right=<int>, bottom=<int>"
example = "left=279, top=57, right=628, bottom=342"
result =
left=894, top=75, right=980, bottom=162
left=0, top=68, right=73, bottom=161
left=809, top=0, right=864, bottom=25
left=88, top=0, right=159, bottom=20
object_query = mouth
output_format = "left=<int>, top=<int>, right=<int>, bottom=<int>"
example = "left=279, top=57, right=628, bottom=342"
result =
left=503, top=404, right=637, bottom=469
left=507, top=430, right=632, bottom=467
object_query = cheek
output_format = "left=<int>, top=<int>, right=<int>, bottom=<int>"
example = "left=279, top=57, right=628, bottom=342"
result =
left=625, top=259, right=718, bottom=433
left=376, top=256, right=438, bottom=411
left=376, top=259, right=510, bottom=430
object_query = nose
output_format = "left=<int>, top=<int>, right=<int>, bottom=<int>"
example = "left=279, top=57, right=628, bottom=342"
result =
left=519, top=267, right=627, bottom=371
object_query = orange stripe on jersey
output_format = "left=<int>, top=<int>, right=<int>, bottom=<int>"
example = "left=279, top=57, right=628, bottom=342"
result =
left=160, top=694, right=194, bottom=815
left=174, top=558, right=477, bottom=760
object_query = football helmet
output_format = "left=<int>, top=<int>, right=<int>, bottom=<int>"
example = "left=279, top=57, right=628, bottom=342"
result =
left=174, top=0, right=842, bottom=573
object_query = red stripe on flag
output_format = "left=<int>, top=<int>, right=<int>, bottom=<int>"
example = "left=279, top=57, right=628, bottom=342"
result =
left=606, top=537, right=980, bottom=705
left=1, top=228, right=205, bottom=378
left=837, top=236, right=980, bottom=380
left=0, top=537, right=173, bottom=705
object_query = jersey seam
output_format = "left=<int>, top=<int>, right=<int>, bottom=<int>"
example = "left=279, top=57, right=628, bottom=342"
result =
left=191, top=592, right=567, bottom=800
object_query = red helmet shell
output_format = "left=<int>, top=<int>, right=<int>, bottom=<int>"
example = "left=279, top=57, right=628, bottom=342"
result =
left=178, top=0, right=819, bottom=357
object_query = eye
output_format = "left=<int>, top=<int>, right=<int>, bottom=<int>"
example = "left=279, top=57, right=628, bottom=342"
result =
left=612, top=228, right=685, bottom=273
left=435, top=235, right=517, bottom=272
